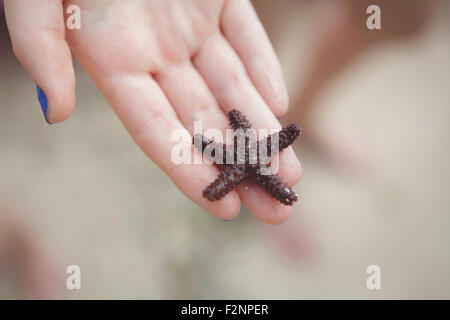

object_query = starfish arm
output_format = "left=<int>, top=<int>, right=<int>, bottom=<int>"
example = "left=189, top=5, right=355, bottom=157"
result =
left=193, top=134, right=217, bottom=153
left=250, top=167, right=298, bottom=206
left=258, top=123, right=301, bottom=158
left=228, top=109, right=252, bottom=131
left=278, top=123, right=302, bottom=151
left=203, top=165, right=248, bottom=201
left=193, top=134, right=233, bottom=164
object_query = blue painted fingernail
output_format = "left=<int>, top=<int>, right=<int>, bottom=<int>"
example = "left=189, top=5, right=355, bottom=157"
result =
left=36, top=85, right=50, bottom=124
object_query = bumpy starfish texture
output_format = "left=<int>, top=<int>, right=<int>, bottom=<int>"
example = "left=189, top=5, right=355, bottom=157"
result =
left=193, top=109, right=301, bottom=206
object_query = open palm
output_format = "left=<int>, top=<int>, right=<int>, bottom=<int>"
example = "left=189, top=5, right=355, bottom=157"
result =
left=6, top=0, right=301, bottom=224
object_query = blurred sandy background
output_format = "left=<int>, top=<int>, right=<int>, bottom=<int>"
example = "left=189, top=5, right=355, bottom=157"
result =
left=0, top=1, right=449, bottom=299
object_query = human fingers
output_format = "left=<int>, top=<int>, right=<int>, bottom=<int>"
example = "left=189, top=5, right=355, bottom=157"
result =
left=5, top=0, right=75, bottom=123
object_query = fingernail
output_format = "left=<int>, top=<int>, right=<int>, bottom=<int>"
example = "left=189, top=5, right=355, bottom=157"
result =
left=36, top=85, right=51, bottom=124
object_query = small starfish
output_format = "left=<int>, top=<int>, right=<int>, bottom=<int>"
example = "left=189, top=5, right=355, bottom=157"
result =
left=193, top=109, right=301, bottom=206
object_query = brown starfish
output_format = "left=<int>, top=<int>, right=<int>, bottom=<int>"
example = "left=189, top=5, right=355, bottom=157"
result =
left=193, top=109, right=301, bottom=205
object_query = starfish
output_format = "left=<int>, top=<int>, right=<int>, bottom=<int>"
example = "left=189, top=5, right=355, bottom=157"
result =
left=193, top=109, right=301, bottom=206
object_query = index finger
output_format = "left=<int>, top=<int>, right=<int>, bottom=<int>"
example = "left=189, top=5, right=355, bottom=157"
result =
left=98, top=73, right=241, bottom=220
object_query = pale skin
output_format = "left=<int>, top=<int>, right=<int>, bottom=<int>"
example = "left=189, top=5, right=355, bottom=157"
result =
left=5, top=0, right=302, bottom=224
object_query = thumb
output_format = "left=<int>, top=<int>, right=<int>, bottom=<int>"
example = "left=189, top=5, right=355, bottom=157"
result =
left=5, top=0, right=75, bottom=124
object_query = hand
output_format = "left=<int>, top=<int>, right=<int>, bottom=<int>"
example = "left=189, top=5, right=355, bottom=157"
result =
left=5, top=0, right=301, bottom=224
